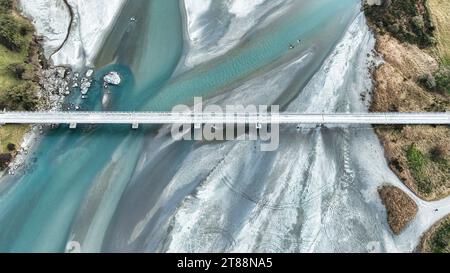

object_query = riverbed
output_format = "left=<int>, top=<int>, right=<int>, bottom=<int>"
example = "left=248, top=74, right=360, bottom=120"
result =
left=1, top=0, right=448, bottom=253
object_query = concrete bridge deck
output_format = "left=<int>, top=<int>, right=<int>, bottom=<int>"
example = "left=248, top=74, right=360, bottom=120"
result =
left=0, top=112, right=448, bottom=127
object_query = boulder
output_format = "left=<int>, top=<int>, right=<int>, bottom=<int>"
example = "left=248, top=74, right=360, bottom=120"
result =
left=103, top=71, right=121, bottom=86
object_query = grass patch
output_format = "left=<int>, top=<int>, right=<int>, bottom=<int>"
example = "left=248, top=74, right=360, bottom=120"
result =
left=0, top=0, right=35, bottom=96
left=0, top=124, right=29, bottom=154
left=0, top=1, right=36, bottom=100
left=0, top=43, right=27, bottom=90
left=428, top=0, right=450, bottom=63
left=406, top=144, right=432, bottom=195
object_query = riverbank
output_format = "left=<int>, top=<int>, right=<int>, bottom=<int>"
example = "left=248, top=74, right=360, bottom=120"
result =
left=0, top=0, right=127, bottom=175
left=0, top=0, right=45, bottom=172
left=0, top=1, right=80, bottom=175
left=365, top=0, right=449, bottom=202
left=418, top=214, right=449, bottom=253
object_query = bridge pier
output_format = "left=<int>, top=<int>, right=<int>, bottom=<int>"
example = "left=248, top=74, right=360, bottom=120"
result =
left=132, top=123, right=139, bottom=130
left=69, top=123, right=77, bottom=129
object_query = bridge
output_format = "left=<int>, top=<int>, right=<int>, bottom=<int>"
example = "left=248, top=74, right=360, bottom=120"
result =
left=0, top=112, right=449, bottom=129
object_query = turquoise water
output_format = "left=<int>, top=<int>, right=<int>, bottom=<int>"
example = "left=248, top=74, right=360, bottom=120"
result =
left=141, top=0, right=359, bottom=111
left=0, top=0, right=361, bottom=252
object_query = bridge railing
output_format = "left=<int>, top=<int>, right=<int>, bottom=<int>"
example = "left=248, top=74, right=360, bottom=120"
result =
left=0, top=111, right=448, bottom=125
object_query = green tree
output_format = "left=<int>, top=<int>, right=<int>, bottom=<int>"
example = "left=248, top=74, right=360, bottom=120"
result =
left=0, top=82, right=39, bottom=111
left=6, top=143, right=15, bottom=152
left=0, top=13, right=31, bottom=52
left=0, top=0, right=13, bottom=14
left=0, top=153, right=12, bottom=170
left=7, top=62, right=26, bottom=79
left=434, top=68, right=450, bottom=95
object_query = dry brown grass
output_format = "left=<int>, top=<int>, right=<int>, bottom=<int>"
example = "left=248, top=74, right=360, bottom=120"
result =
left=378, top=185, right=418, bottom=235
left=371, top=35, right=448, bottom=112
left=428, top=0, right=450, bottom=64
left=371, top=35, right=450, bottom=201
left=376, top=126, right=450, bottom=201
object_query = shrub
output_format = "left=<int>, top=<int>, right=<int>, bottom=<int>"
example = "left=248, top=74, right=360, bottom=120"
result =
left=6, top=143, right=15, bottom=152
left=0, top=82, right=39, bottom=111
left=430, top=145, right=448, bottom=162
left=419, top=73, right=436, bottom=90
left=434, top=68, right=450, bottom=95
left=0, top=13, right=31, bottom=52
left=430, top=220, right=450, bottom=253
left=419, top=68, right=450, bottom=95
left=19, top=21, right=34, bottom=36
left=388, top=23, right=400, bottom=34
left=7, top=63, right=26, bottom=79
left=0, top=0, right=13, bottom=14
left=0, top=153, right=12, bottom=170
left=364, top=0, right=435, bottom=48
left=412, top=16, right=425, bottom=32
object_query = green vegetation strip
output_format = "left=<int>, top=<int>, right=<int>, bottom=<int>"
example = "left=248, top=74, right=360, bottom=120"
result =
left=364, top=0, right=436, bottom=48
left=430, top=218, right=450, bottom=253
left=406, top=144, right=431, bottom=195
left=0, top=0, right=40, bottom=167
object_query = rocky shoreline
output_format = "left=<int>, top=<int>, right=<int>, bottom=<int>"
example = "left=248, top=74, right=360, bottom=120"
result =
left=5, top=64, right=97, bottom=175
left=1, top=3, right=97, bottom=176
left=2, top=0, right=126, bottom=176
left=0, top=2, right=52, bottom=175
